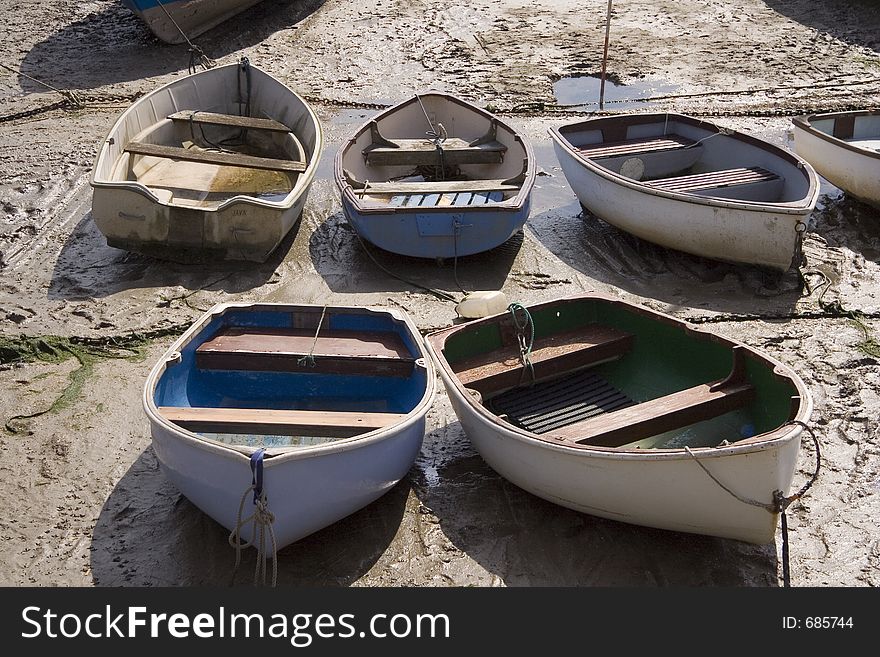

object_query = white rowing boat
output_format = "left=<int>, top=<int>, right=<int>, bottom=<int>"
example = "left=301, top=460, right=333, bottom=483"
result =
left=90, top=59, right=322, bottom=262
left=550, top=113, right=819, bottom=271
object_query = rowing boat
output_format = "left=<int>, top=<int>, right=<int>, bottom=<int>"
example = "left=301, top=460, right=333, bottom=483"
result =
left=792, top=109, right=880, bottom=210
left=144, top=302, right=435, bottom=550
left=335, top=92, right=536, bottom=259
left=425, top=293, right=812, bottom=544
left=549, top=113, right=819, bottom=271
left=90, top=59, right=322, bottom=262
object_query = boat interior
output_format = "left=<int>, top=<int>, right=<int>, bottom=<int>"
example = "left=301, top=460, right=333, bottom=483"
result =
left=430, top=297, right=802, bottom=450
left=116, top=111, right=307, bottom=209
left=559, top=114, right=813, bottom=204
left=806, top=111, right=880, bottom=152
left=95, top=64, right=319, bottom=210
left=152, top=307, right=429, bottom=448
left=340, top=94, right=530, bottom=209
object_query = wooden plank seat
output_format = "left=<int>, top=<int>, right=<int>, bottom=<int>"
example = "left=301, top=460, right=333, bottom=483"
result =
left=549, top=345, right=755, bottom=448
left=357, top=179, right=520, bottom=196
left=124, top=141, right=307, bottom=173
left=364, top=137, right=507, bottom=166
left=157, top=406, right=407, bottom=438
left=454, top=324, right=635, bottom=397
left=577, top=135, right=698, bottom=159
left=167, top=110, right=292, bottom=133
left=644, top=166, right=780, bottom=193
left=549, top=379, right=755, bottom=448
left=389, top=190, right=505, bottom=208
left=195, top=327, right=416, bottom=377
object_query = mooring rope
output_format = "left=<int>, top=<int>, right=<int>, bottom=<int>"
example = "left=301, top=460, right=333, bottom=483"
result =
left=685, top=420, right=821, bottom=587
left=0, top=63, right=82, bottom=107
left=348, top=226, right=460, bottom=303
left=508, top=302, right=536, bottom=385
left=415, top=94, right=448, bottom=180
left=153, top=0, right=215, bottom=73
left=228, top=448, right=278, bottom=587
left=297, top=306, right=327, bottom=367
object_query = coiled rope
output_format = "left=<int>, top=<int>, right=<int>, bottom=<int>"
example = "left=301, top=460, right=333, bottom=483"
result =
left=229, top=448, right=278, bottom=587
left=685, top=420, right=821, bottom=587
left=508, top=302, right=536, bottom=385
left=416, top=94, right=448, bottom=180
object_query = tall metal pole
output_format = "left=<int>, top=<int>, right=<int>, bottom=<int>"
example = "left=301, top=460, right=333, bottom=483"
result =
left=599, top=0, right=613, bottom=110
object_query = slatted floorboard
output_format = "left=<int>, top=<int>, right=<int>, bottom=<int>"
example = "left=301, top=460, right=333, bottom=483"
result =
left=390, top=190, right=505, bottom=208
left=487, top=369, right=636, bottom=434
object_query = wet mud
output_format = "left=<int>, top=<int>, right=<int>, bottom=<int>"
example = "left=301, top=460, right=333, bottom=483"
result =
left=1, top=0, right=879, bottom=587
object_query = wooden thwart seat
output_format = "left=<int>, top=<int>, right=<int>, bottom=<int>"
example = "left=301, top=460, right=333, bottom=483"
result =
left=158, top=407, right=406, bottom=438
left=358, top=179, right=520, bottom=196
left=578, top=135, right=697, bottom=159
left=167, top=110, right=292, bottom=133
left=196, top=327, right=415, bottom=377
left=645, top=166, right=779, bottom=193
left=454, top=324, right=635, bottom=397
left=550, top=380, right=755, bottom=447
left=362, top=119, right=507, bottom=166
left=124, top=141, right=307, bottom=173
left=551, top=345, right=755, bottom=448
left=364, top=137, right=507, bottom=166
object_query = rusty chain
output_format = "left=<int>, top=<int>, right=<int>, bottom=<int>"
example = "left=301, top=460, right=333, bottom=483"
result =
left=0, top=91, right=146, bottom=123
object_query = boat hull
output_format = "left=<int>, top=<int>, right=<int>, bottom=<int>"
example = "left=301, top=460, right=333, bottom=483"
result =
left=792, top=111, right=880, bottom=210
left=122, top=0, right=265, bottom=44
left=143, top=303, right=435, bottom=549
left=439, top=368, right=799, bottom=544
left=90, top=63, right=322, bottom=263
left=148, top=409, right=427, bottom=548
left=341, top=194, right=531, bottom=259
left=549, top=114, right=818, bottom=271
left=425, top=293, right=813, bottom=545
left=335, top=93, right=536, bottom=258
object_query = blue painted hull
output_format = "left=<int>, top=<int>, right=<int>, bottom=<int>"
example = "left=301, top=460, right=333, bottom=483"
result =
left=335, top=92, right=536, bottom=259
left=122, top=0, right=265, bottom=44
left=342, top=194, right=532, bottom=259
left=144, top=303, right=435, bottom=548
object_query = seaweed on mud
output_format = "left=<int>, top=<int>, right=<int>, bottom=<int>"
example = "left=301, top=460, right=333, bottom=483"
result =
left=1, top=325, right=189, bottom=433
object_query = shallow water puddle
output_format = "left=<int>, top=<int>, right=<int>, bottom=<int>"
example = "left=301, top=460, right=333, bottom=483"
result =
left=553, top=74, right=681, bottom=111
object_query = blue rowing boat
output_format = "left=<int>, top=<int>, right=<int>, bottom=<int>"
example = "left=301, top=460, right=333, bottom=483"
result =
left=122, top=0, right=265, bottom=44
left=144, top=302, right=435, bottom=553
left=335, top=92, right=536, bottom=259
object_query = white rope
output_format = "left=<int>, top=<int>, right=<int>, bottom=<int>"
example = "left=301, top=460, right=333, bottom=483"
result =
left=298, top=305, right=327, bottom=367
left=228, top=484, right=278, bottom=587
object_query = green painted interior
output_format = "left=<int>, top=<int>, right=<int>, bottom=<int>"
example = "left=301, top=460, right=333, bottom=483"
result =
left=440, top=297, right=799, bottom=446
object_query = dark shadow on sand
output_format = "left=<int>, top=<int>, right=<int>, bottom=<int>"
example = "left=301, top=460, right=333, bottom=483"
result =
left=763, top=0, right=880, bottom=52
left=811, top=192, right=880, bottom=265
left=412, top=420, right=781, bottom=586
left=16, top=0, right=326, bottom=93
left=90, top=446, right=410, bottom=586
left=527, top=137, right=809, bottom=316
left=47, top=209, right=297, bottom=300
left=309, top=209, right=523, bottom=298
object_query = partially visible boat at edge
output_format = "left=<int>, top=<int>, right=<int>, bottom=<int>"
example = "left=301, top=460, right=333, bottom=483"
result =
left=792, top=109, right=880, bottom=210
left=425, top=293, right=812, bottom=544
left=122, top=0, right=265, bottom=45
left=335, top=92, right=536, bottom=259
left=144, top=302, right=435, bottom=549
left=550, top=113, right=819, bottom=271
left=90, top=60, right=321, bottom=263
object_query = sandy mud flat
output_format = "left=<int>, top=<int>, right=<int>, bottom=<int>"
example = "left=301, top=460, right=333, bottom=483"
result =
left=0, top=0, right=879, bottom=587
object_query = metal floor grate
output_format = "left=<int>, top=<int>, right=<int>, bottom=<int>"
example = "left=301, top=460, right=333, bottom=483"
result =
left=487, top=369, right=636, bottom=434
